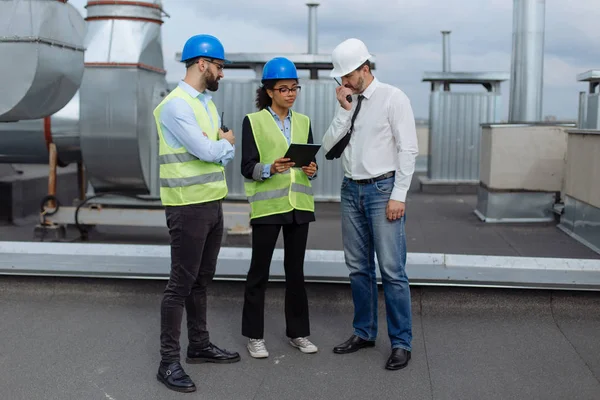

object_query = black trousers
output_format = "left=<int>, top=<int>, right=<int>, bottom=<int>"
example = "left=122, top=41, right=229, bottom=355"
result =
left=242, top=222, right=311, bottom=339
left=160, top=200, right=223, bottom=363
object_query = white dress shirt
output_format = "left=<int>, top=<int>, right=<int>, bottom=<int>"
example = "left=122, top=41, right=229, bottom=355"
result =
left=322, top=77, right=419, bottom=202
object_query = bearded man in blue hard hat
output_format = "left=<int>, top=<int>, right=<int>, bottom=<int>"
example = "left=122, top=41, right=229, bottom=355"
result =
left=153, top=34, right=240, bottom=394
left=240, top=57, right=319, bottom=359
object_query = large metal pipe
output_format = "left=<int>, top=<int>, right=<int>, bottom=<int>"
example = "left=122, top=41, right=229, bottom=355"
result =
left=0, top=93, right=81, bottom=166
left=80, top=0, right=169, bottom=195
left=508, top=0, right=546, bottom=123
left=0, top=0, right=85, bottom=122
left=441, top=31, right=451, bottom=72
left=307, top=2, right=319, bottom=54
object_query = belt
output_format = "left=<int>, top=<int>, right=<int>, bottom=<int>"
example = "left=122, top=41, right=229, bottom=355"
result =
left=350, top=171, right=395, bottom=184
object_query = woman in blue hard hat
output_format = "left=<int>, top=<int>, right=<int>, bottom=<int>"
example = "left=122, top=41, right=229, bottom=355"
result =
left=240, top=57, right=319, bottom=358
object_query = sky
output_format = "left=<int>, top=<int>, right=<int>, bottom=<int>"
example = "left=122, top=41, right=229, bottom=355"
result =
left=69, top=0, right=599, bottom=120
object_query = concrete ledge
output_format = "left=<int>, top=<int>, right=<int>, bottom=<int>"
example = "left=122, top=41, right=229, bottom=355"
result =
left=418, top=176, right=479, bottom=194
left=1, top=241, right=600, bottom=290
left=564, top=130, right=600, bottom=210
left=479, top=124, right=570, bottom=192
left=44, top=202, right=252, bottom=235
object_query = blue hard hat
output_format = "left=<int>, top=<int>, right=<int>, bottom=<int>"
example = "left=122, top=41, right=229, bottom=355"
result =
left=262, top=57, right=298, bottom=81
left=181, top=34, right=230, bottom=63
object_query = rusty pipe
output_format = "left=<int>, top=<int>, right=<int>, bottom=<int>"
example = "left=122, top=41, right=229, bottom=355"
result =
left=77, top=161, right=86, bottom=201
left=47, top=142, right=58, bottom=209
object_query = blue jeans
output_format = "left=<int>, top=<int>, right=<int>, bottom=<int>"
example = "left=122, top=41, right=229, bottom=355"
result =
left=340, top=176, right=412, bottom=351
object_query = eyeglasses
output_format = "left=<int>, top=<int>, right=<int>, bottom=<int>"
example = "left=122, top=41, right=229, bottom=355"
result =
left=272, top=86, right=301, bottom=94
left=202, top=59, right=224, bottom=71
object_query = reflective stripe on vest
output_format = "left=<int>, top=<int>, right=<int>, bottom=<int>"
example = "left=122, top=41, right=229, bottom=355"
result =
left=153, top=86, right=228, bottom=206
left=247, top=182, right=314, bottom=203
left=160, top=172, right=225, bottom=188
left=158, top=152, right=199, bottom=164
left=244, top=109, right=315, bottom=220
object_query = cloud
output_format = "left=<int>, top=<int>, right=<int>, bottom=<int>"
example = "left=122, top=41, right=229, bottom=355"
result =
left=544, top=55, right=595, bottom=89
left=67, top=0, right=600, bottom=120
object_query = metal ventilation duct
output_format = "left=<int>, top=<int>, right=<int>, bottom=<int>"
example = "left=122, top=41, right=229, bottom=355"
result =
left=508, top=0, right=546, bottom=123
left=0, top=0, right=86, bottom=122
left=307, top=2, right=319, bottom=54
left=79, top=0, right=169, bottom=194
left=441, top=31, right=451, bottom=72
left=0, top=92, right=80, bottom=165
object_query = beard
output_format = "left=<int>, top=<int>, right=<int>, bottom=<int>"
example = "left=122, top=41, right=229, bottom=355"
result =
left=357, top=77, right=365, bottom=92
left=205, top=70, right=220, bottom=92
left=345, top=77, right=365, bottom=93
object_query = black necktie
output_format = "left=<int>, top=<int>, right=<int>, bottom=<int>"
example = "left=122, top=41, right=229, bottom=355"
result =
left=325, top=95, right=365, bottom=160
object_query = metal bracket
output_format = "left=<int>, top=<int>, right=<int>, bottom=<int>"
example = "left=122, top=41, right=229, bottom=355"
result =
left=43, top=202, right=252, bottom=235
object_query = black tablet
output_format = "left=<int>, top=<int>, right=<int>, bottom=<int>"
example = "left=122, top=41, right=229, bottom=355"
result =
left=283, top=144, right=321, bottom=167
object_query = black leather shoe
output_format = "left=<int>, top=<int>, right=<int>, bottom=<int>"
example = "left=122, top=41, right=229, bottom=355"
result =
left=385, top=348, right=411, bottom=370
left=156, top=362, right=196, bottom=393
left=333, top=335, right=376, bottom=354
left=186, top=343, right=241, bottom=364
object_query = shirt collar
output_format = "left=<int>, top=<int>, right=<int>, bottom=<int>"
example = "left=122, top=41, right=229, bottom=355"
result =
left=267, top=106, right=291, bottom=121
left=360, top=77, right=379, bottom=100
left=178, top=80, right=212, bottom=103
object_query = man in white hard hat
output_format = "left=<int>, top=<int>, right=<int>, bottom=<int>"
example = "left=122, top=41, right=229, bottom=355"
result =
left=323, top=38, right=418, bottom=371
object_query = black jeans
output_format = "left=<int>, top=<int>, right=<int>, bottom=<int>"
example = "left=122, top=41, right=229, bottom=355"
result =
left=160, top=200, right=223, bottom=363
left=242, top=222, right=310, bottom=339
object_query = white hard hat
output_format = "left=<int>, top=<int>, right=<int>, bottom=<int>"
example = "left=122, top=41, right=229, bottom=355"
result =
left=330, top=38, right=373, bottom=77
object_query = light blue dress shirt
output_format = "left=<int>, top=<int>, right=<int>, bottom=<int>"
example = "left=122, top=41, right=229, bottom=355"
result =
left=261, top=107, right=317, bottom=180
left=262, top=107, right=292, bottom=178
left=160, top=81, right=235, bottom=166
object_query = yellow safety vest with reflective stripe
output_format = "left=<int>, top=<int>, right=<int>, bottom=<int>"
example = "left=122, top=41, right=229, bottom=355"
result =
left=153, top=86, right=228, bottom=206
left=244, top=109, right=314, bottom=219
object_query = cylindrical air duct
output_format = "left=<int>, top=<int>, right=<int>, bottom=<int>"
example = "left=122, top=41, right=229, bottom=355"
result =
left=0, top=93, right=81, bottom=166
left=441, top=31, right=451, bottom=72
left=80, top=0, right=169, bottom=195
left=508, top=0, right=546, bottom=123
left=0, top=0, right=85, bottom=122
left=307, top=2, right=319, bottom=54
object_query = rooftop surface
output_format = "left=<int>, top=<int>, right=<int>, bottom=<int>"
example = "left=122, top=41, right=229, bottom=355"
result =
left=2, top=192, right=599, bottom=260
left=1, top=277, right=599, bottom=400
left=2, top=191, right=600, bottom=399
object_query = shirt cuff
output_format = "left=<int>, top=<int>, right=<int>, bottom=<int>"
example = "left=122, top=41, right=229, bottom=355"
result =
left=390, top=187, right=408, bottom=203
left=220, top=139, right=234, bottom=151
left=308, top=169, right=317, bottom=180
left=262, top=164, right=272, bottom=179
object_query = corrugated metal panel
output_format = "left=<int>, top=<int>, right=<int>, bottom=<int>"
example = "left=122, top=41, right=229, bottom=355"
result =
left=429, top=92, right=502, bottom=181
left=211, top=79, right=344, bottom=201
left=293, top=80, right=345, bottom=201
left=585, top=94, right=600, bottom=129
left=577, top=92, right=600, bottom=130
left=578, top=91, right=587, bottom=128
left=209, top=80, right=259, bottom=200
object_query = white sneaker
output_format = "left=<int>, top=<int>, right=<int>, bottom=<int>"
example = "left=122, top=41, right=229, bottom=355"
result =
left=289, top=337, right=318, bottom=354
left=247, top=339, right=269, bottom=358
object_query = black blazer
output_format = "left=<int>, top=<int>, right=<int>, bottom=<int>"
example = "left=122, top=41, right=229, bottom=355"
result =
left=240, top=112, right=317, bottom=226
